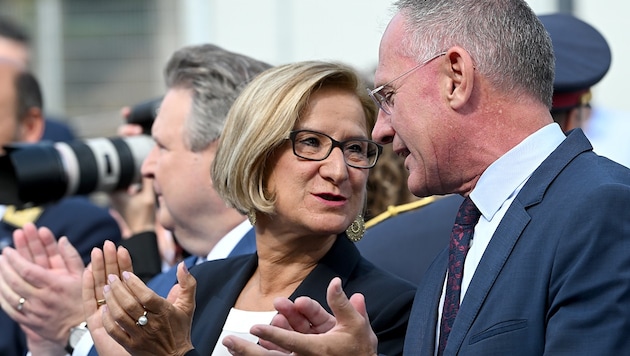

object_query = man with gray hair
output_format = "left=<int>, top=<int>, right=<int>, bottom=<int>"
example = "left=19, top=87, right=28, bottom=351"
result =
left=0, top=43, right=271, bottom=356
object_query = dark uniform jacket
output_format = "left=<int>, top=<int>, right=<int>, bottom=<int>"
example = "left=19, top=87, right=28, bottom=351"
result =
left=357, top=195, right=462, bottom=285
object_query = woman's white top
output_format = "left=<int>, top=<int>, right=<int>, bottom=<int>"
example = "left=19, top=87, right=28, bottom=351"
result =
left=212, top=308, right=277, bottom=356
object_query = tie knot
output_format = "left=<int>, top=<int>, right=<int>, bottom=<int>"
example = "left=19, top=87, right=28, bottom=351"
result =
left=455, top=197, right=482, bottom=226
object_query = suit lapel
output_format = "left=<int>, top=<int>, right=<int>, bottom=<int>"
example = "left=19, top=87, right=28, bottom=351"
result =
left=147, top=255, right=198, bottom=297
left=404, top=248, right=447, bottom=356
left=191, top=254, right=258, bottom=355
left=289, top=235, right=359, bottom=311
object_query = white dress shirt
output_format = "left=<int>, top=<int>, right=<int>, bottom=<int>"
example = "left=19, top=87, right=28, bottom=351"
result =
left=211, top=308, right=277, bottom=356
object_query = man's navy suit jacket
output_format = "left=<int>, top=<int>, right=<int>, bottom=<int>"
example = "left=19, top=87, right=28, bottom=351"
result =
left=0, top=196, right=121, bottom=356
left=404, top=129, right=630, bottom=355
left=187, top=235, right=416, bottom=356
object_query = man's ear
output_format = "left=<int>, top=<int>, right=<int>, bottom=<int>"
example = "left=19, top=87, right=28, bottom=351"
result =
left=18, top=107, right=44, bottom=143
left=444, top=46, right=475, bottom=110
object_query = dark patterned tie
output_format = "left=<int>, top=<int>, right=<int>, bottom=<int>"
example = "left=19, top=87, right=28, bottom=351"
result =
left=438, top=197, right=481, bottom=355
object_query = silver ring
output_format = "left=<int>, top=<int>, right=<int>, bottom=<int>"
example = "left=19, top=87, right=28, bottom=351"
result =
left=136, top=310, right=148, bottom=326
left=16, top=297, right=26, bottom=312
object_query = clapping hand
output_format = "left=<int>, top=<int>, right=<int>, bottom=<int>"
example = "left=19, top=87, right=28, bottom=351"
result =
left=222, top=277, right=378, bottom=356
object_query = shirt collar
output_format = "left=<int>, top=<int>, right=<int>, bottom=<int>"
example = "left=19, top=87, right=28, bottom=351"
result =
left=205, top=219, right=253, bottom=262
left=470, top=123, right=566, bottom=220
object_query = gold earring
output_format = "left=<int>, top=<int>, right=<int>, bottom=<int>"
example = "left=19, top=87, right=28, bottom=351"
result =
left=247, top=210, right=257, bottom=225
left=346, top=214, right=365, bottom=242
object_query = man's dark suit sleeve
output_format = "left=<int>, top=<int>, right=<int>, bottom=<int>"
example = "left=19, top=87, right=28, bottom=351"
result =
left=37, top=196, right=122, bottom=265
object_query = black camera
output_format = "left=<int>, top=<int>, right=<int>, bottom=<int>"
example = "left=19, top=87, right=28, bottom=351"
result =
left=0, top=97, right=161, bottom=207
left=126, top=97, right=162, bottom=135
left=0, top=135, right=154, bottom=207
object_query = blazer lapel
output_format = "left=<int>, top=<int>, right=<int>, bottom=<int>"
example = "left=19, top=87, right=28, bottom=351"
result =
left=404, top=248, right=448, bottom=356
left=289, top=235, right=359, bottom=311
left=191, top=254, right=258, bottom=355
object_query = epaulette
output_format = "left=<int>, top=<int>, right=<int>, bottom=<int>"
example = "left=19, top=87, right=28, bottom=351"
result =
left=366, top=196, right=437, bottom=229
left=1, top=205, right=44, bottom=228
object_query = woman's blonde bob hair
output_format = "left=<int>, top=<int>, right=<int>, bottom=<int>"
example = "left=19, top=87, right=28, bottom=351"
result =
left=212, top=60, right=377, bottom=216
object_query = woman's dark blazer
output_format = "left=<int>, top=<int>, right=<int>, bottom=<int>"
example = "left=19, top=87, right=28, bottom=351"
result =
left=188, top=234, right=416, bottom=356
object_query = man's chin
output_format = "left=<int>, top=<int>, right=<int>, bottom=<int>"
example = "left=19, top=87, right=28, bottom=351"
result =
left=157, top=213, right=175, bottom=232
left=407, top=176, right=429, bottom=198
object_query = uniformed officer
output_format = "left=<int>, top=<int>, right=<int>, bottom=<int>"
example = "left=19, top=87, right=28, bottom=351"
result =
left=357, top=195, right=461, bottom=285
left=541, top=13, right=612, bottom=132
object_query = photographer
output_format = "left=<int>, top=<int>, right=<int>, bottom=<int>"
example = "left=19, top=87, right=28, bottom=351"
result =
left=0, top=61, right=122, bottom=355
left=0, top=44, right=270, bottom=356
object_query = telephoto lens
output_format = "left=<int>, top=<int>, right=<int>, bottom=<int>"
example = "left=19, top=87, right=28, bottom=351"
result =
left=0, top=135, right=154, bottom=207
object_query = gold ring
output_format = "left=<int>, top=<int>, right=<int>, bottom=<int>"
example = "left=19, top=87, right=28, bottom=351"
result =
left=16, top=297, right=26, bottom=312
left=96, top=299, right=107, bottom=306
left=136, top=310, right=148, bottom=326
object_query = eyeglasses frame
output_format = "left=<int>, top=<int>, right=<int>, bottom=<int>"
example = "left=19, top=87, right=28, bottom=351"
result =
left=288, top=129, right=383, bottom=169
left=367, top=52, right=447, bottom=115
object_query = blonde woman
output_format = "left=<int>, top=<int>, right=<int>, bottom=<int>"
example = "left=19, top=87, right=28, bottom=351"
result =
left=87, top=61, right=415, bottom=356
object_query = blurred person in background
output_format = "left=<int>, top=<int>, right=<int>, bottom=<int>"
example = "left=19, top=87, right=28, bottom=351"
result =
left=540, top=12, right=630, bottom=169
left=543, top=13, right=611, bottom=132
left=0, top=43, right=270, bottom=356
left=0, top=60, right=121, bottom=355
left=0, top=15, right=77, bottom=142
left=365, top=144, right=417, bottom=221
left=0, top=19, right=120, bottom=356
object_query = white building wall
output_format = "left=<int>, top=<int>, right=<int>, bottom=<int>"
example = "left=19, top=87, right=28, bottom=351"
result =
left=178, top=0, right=628, bottom=111
left=178, top=0, right=394, bottom=73
left=17, top=0, right=628, bottom=137
left=572, top=1, right=629, bottom=111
